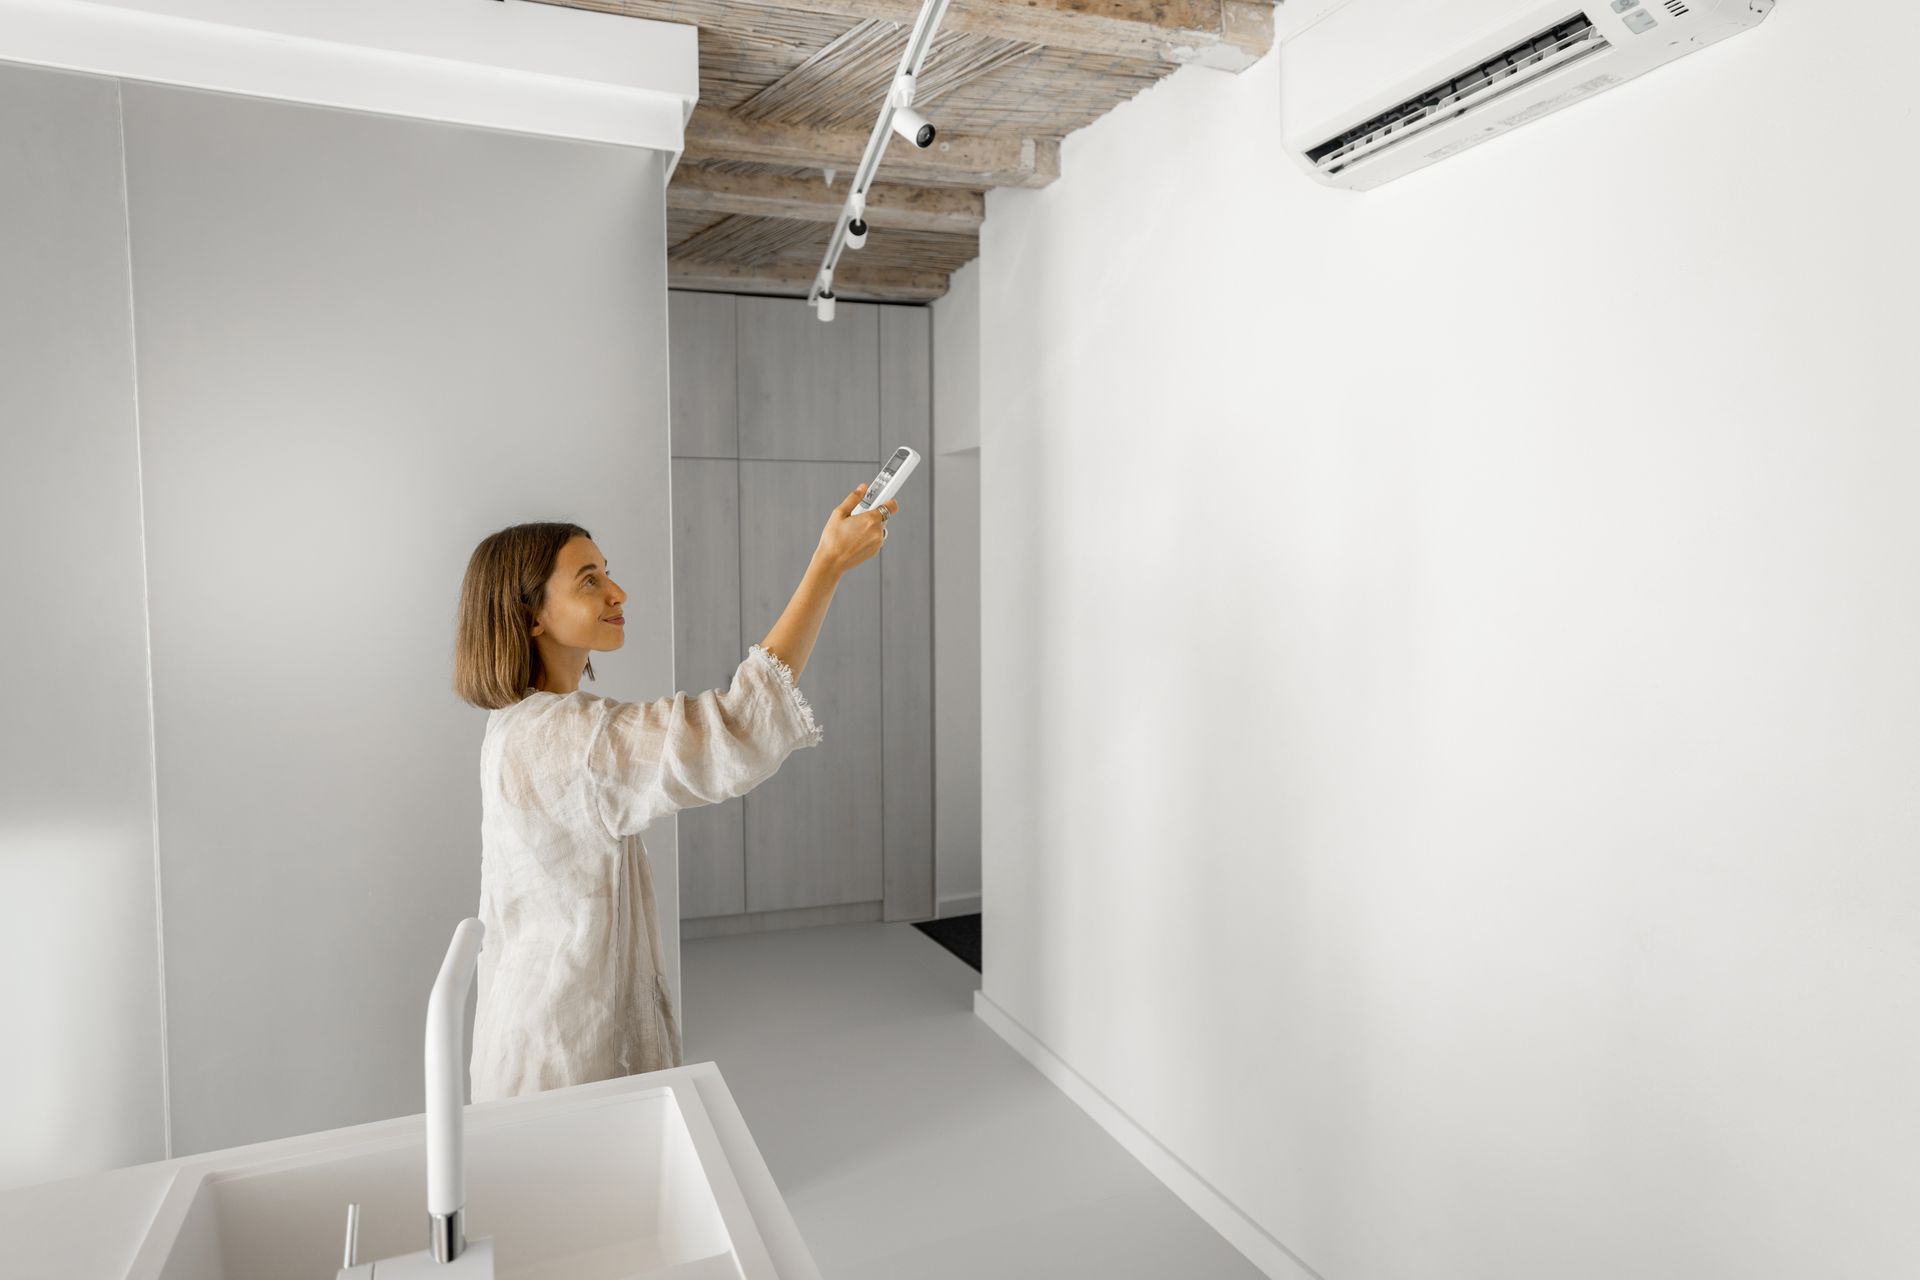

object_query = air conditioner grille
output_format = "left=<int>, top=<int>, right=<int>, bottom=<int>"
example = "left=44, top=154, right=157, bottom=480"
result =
left=1665, top=0, right=1689, bottom=14
left=1306, top=14, right=1610, bottom=174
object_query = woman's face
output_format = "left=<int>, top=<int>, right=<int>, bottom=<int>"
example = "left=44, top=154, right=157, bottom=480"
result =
left=530, top=536, right=627, bottom=653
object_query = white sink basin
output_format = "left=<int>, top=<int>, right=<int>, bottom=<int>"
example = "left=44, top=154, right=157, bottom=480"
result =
left=125, top=1080, right=780, bottom=1280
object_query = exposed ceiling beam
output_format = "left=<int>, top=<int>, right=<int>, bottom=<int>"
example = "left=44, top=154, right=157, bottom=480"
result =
left=540, top=0, right=1275, bottom=71
left=669, top=257, right=949, bottom=302
left=684, top=109, right=1058, bottom=189
left=669, top=167, right=984, bottom=234
left=792, top=0, right=1275, bottom=71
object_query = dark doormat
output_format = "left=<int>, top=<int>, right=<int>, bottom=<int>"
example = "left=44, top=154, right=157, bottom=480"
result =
left=913, top=913, right=981, bottom=973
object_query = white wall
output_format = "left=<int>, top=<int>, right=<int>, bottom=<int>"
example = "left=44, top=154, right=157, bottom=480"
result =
left=0, top=62, right=167, bottom=1191
left=0, top=58, right=679, bottom=1179
left=122, top=80, right=678, bottom=1159
left=976, top=3, right=1920, bottom=1276
left=932, top=259, right=982, bottom=916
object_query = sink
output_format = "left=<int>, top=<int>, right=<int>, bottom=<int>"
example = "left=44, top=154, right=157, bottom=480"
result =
left=124, top=1080, right=779, bottom=1280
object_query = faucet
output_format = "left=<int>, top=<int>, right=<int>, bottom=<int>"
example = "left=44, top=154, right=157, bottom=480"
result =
left=337, top=918, right=495, bottom=1277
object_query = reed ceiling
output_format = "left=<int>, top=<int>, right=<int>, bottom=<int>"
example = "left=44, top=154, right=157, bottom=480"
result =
left=536, top=0, right=1277, bottom=302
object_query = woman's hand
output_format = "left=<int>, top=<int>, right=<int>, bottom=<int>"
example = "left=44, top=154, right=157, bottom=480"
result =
left=764, top=487, right=899, bottom=680
left=814, top=485, right=900, bottom=577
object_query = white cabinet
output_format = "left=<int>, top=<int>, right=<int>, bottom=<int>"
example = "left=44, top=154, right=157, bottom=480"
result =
left=669, top=291, right=934, bottom=932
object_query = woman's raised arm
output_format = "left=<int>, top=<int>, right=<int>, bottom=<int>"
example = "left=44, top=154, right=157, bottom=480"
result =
left=758, top=483, right=898, bottom=681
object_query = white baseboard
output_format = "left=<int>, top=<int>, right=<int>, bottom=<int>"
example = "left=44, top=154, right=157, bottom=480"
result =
left=936, top=892, right=981, bottom=917
left=683, top=899, right=880, bottom=939
left=971, top=989, right=1323, bottom=1280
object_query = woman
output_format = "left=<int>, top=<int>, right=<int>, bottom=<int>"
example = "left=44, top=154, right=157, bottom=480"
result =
left=451, top=483, right=899, bottom=1101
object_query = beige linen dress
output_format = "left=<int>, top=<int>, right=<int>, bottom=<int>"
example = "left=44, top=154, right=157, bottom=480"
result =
left=470, top=643, right=823, bottom=1102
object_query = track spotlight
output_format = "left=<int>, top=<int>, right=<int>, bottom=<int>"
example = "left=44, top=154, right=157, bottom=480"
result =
left=807, top=6, right=955, bottom=316
left=891, top=107, right=936, bottom=149
left=846, top=191, right=869, bottom=248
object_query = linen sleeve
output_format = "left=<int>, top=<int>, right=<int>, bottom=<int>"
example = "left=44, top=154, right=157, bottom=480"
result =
left=586, top=643, right=825, bottom=838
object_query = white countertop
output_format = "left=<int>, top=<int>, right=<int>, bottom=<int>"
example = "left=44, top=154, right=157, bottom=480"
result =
left=0, top=1061, right=821, bottom=1280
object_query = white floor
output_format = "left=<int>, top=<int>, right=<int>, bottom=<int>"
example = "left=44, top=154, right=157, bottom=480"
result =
left=680, top=921, right=1266, bottom=1279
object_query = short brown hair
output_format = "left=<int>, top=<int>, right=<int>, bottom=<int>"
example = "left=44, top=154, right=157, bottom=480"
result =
left=453, top=522, right=598, bottom=710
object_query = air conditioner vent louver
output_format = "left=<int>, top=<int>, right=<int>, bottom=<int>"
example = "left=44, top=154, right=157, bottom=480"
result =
left=1306, top=14, right=1610, bottom=174
left=1278, top=0, right=1778, bottom=190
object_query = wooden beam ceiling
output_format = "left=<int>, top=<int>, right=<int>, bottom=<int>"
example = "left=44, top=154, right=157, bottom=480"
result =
left=755, top=0, right=1274, bottom=70
left=683, top=108, right=1060, bottom=189
left=668, top=167, right=984, bottom=234
left=668, top=259, right=950, bottom=302
left=539, top=0, right=1277, bottom=303
left=733, top=19, right=1044, bottom=131
left=541, top=0, right=1274, bottom=70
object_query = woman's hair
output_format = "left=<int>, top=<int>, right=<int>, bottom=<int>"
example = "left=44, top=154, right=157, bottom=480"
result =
left=453, top=521, right=597, bottom=710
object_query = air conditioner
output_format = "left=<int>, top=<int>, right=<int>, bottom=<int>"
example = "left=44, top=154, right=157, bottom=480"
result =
left=1277, top=0, right=1776, bottom=190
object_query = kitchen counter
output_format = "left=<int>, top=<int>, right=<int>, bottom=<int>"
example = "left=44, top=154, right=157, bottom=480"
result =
left=0, top=1061, right=820, bottom=1279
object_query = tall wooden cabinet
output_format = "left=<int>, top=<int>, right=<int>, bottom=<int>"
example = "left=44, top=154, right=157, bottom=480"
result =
left=669, top=291, right=934, bottom=935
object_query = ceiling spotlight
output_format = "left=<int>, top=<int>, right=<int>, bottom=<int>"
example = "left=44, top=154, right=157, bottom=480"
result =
left=806, top=12, right=956, bottom=322
left=891, top=107, right=936, bottom=149
left=846, top=191, right=868, bottom=249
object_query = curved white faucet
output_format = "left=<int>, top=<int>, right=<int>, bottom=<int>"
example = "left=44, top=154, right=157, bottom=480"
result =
left=337, top=917, right=493, bottom=1277
left=426, top=918, right=486, bottom=1262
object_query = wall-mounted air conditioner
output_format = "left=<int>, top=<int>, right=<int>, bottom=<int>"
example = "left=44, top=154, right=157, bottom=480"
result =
left=1277, top=0, right=1776, bottom=190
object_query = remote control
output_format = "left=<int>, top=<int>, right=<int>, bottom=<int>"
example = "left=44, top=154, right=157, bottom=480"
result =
left=852, top=445, right=920, bottom=515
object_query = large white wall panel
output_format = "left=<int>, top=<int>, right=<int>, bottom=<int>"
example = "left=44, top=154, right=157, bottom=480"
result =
left=120, top=82, right=676, bottom=1156
left=978, top=2, right=1920, bottom=1275
left=0, top=61, right=168, bottom=1191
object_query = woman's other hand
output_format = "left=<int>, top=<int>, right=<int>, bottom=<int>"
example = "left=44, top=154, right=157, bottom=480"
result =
left=814, top=485, right=900, bottom=576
